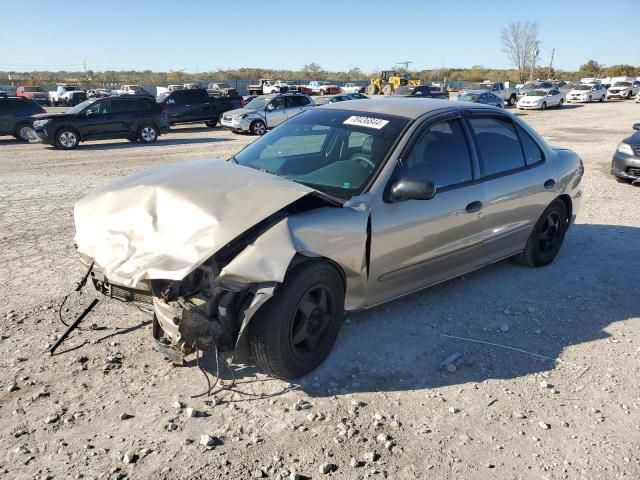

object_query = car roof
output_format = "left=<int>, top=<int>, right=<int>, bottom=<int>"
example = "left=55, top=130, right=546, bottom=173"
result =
left=321, top=97, right=494, bottom=119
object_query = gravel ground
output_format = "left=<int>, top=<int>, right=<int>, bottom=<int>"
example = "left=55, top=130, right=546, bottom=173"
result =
left=0, top=101, right=639, bottom=480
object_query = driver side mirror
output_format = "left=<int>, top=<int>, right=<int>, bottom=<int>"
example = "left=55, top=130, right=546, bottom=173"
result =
left=266, top=103, right=275, bottom=111
left=633, top=123, right=640, bottom=131
left=386, top=177, right=436, bottom=203
left=86, top=110, right=97, bottom=117
left=167, top=98, right=175, bottom=104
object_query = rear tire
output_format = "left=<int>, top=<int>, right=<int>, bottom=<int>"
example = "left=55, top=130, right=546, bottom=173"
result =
left=248, top=262, right=344, bottom=380
left=366, top=84, right=378, bottom=95
left=514, top=200, right=568, bottom=268
left=204, top=115, right=220, bottom=128
left=138, top=123, right=158, bottom=144
left=508, top=95, right=516, bottom=106
left=14, top=122, right=32, bottom=142
left=382, top=84, right=393, bottom=96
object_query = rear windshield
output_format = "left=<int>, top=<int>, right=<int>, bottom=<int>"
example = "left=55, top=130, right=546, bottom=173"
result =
left=459, top=93, right=480, bottom=101
left=23, top=87, right=45, bottom=93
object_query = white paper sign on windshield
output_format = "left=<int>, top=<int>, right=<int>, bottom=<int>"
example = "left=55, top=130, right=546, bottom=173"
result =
left=343, top=116, right=389, bottom=130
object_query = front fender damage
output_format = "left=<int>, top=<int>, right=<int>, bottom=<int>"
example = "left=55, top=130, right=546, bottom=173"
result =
left=151, top=200, right=371, bottom=364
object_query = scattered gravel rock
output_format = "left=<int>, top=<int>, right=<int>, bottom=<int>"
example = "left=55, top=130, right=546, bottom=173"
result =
left=122, top=451, right=138, bottom=464
left=119, top=412, right=133, bottom=421
left=538, top=421, right=550, bottom=430
left=318, top=463, right=336, bottom=474
left=448, top=406, right=459, bottom=414
left=44, top=414, right=59, bottom=424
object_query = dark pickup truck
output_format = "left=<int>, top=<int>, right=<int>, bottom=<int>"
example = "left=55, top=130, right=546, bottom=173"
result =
left=157, top=88, right=243, bottom=127
left=392, top=85, right=449, bottom=99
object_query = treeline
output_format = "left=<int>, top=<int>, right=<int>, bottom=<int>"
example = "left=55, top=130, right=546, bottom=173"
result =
left=2, top=60, right=637, bottom=87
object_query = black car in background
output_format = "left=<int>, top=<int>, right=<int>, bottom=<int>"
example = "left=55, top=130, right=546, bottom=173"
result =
left=157, top=88, right=243, bottom=127
left=31, top=96, right=170, bottom=149
left=611, top=122, right=640, bottom=184
left=392, top=85, right=449, bottom=99
left=0, top=96, right=47, bottom=141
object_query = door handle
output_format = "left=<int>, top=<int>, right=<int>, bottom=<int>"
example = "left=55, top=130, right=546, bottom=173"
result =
left=544, top=179, right=556, bottom=189
left=466, top=201, right=483, bottom=213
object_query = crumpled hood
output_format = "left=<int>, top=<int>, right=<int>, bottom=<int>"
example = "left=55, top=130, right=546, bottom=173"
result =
left=74, top=159, right=313, bottom=287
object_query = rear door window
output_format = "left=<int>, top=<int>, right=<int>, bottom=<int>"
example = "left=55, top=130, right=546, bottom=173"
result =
left=468, top=116, right=526, bottom=177
left=515, top=124, right=544, bottom=166
left=111, top=100, right=138, bottom=113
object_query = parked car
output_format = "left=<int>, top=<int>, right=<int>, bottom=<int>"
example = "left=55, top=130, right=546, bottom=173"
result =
left=0, top=87, right=7, bottom=98
left=248, top=79, right=290, bottom=96
left=207, top=83, right=238, bottom=97
left=517, top=88, right=565, bottom=110
left=30, top=96, right=169, bottom=149
left=16, top=86, right=50, bottom=105
left=457, top=90, right=504, bottom=108
left=157, top=88, right=243, bottom=127
left=220, top=93, right=314, bottom=135
left=606, top=80, right=640, bottom=100
left=299, top=81, right=341, bottom=96
left=328, top=93, right=368, bottom=103
left=391, top=85, right=448, bottom=99
left=73, top=98, right=583, bottom=379
left=116, top=85, right=151, bottom=96
left=566, top=83, right=606, bottom=103
left=611, top=122, right=640, bottom=184
left=517, top=81, right=554, bottom=99
left=635, top=91, right=640, bottom=103
left=341, top=83, right=365, bottom=94
left=0, top=96, right=47, bottom=141
left=49, top=84, right=87, bottom=106
left=460, top=81, right=517, bottom=105
left=87, top=88, right=113, bottom=99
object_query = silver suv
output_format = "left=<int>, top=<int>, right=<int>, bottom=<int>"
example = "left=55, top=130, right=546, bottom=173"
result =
left=220, top=93, right=314, bottom=135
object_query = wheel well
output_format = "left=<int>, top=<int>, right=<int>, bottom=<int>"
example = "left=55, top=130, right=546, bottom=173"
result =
left=556, top=194, right=572, bottom=223
left=14, top=121, right=31, bottom=134
left=287, top=254, right=347, bottom=294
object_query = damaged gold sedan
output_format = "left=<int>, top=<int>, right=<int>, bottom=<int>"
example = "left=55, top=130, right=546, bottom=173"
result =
left=74, top=98, right=583, bottom=379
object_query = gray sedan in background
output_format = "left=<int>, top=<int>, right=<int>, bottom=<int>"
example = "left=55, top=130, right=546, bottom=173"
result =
left=74, top=98, right=584, bottom=380
left=611, top=122, right=640, bottom=183
left=457, top=90, right=505, bottom=108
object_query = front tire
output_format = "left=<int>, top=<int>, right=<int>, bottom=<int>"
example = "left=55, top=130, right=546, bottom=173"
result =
left=514, top=200, right=568, bottom=267
left=138, top=123, right=158, bottom=144
left=54, top=128, right=79, bottom=149
left=557, top=99, right=564, bottom=108
left=599, top=94, right=605, bottom=102
left=540, top=102, right=547, bottom=110
left=382, top=84, right=393, bottom=96
left=250, top=120, right=266, bottom=136
left=248, top=262, right=344, bottom=380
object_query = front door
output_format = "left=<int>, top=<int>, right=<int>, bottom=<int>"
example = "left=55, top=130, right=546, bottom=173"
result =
left=368, top=113, right=487, bottom=306
left=264, top=96, right=288, bottom=128
left=80, top=100, right=116, bottom=139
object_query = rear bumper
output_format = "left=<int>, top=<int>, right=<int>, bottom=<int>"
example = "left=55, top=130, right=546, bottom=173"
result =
left=611, top=152, right=640, bottom=179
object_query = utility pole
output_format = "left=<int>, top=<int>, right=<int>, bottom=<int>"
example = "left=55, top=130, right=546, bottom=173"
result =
left=547, top=48, right=555, bottom=79
left=530, top=44, right=540, bottom=81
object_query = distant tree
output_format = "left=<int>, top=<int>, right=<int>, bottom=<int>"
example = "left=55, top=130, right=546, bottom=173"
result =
left=167, top=69, right=187, bottom=84
left=578, top=59, right=602, bottom=78
left=605, top=64, right=636, bottom=77
left=346, top=67, right=365, bottom=80
left=501, top=21, right=540, bottom=82
left=302, top=63, right=324, bottom=80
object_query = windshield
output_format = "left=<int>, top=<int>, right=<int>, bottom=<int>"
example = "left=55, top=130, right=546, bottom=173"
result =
left=233, top=109, right=408, bottom=200
left=458, top=93, right=480, bottom=102
left=473, top=84, right=492, bottom=91
left=614, top=82, right=631, bottom=87
left=244, top=96, right=272, bottom=110
left=526, top=90, right=547, bottom=97
left=65, top=99, right=96, bottom=114
left=521, top=82, right=539, bottom=90
left=575, top=85, right=592, bottom=90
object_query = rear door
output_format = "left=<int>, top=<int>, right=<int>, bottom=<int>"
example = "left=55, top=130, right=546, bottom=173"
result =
left=465, top=112, right=558, bottom=260
left=186, top=89, right=211, bottom=120
left=110, top=99, right=140, bottom=136
left=285, top=95, right=312, bottom=118
left=368, top=112, right=486, bottom=306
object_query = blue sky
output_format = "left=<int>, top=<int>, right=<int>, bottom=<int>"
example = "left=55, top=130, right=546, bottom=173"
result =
left=0, top=0, right=638, bottom=73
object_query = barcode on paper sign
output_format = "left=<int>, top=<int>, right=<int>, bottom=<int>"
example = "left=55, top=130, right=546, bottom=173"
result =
left=343, top=116, right=389, bottom=130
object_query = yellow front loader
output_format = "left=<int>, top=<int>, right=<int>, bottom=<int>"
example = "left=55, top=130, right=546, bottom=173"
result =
left=366, top=70, right=421, bottom=95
